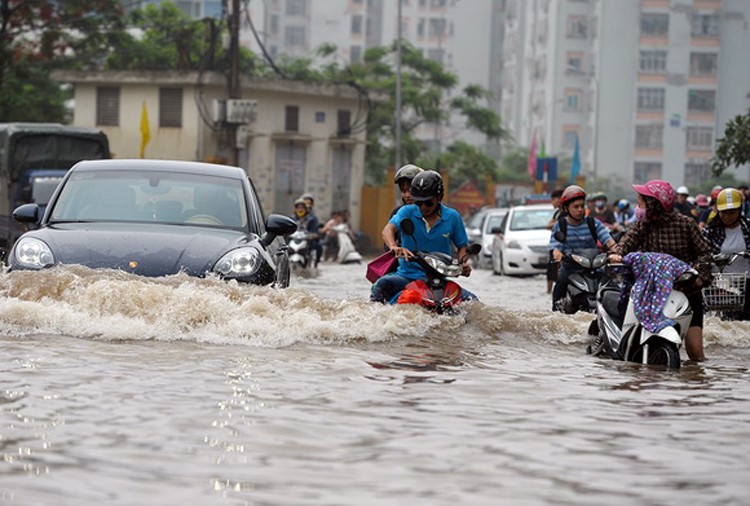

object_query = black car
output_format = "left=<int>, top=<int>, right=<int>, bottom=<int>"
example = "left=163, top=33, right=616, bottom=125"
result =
left=8, top=159, right=297, bottom=286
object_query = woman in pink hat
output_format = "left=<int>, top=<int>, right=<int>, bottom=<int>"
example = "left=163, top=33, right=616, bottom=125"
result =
left=610, top=179, right=712, bottom=361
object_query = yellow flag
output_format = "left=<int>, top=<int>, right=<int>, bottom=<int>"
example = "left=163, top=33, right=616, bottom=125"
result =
left=139, top=101, right=151, bottom=158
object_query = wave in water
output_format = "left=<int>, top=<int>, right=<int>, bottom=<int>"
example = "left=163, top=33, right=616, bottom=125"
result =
left=0, top=266, right=746, bottom=348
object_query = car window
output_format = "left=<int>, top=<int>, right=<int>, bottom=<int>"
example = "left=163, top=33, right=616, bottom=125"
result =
left=485, top=213, right=506, bottom=233
left=49, top=170, right=249, bottom=231
left=466, top=210, right=487, bottom=229
left=509, top=208, right=554, bottom=231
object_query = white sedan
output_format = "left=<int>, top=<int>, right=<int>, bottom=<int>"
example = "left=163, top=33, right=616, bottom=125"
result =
left=490, top=204, right=555, bottom=276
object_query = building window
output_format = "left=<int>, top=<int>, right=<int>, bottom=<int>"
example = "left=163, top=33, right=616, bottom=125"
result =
left=635, top=124, right=664, bottom=149
left=350, top=45, right=362, bottom=63
left=417, top=18, right=425, bottom=36
left=690, top=53, right=718, bottom=76
left=315, top=111, right=325, bottom=123
left=686, top=127, right=713, bottom=150
left=158, top=87, right=183, bottom=128
left=691, top=12, right=719, bottom=37
left=351, top=15, right=362, bottom=35
left=637, top=88, right=665, bottom=111
left=285, top=105, right=299, bottom=132
left=566, top=16, right=587, bottom=39
left=337, top=109, right=351, bottom=136
left=270, top=15, right=279, bottom=34
left=685, top=163, right=711, bottom=186
left=96, top=86, right=120, bottom=126
left=427, top=48, right=444, bottom=63
left=286, top=0, right=306, bottom=16
left=566, top=52, right=583, bottom=73
left=562, top=129, right=578, bottom=149
left=639, top=50, right=667, bottom=73
left=564, top=88, right=582, bottom=111
left=641, top=13, right=669, bottom=37
left=429, top=18, right=446, bottom=37
left=284, top=26, right=305, bottom=46
left=634, top=162, right=662, bottom=181
left=688, top=90, right=715, bottom=112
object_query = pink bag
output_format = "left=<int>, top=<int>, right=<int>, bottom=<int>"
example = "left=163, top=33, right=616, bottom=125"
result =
left=366, top=251, right=398, bottom=283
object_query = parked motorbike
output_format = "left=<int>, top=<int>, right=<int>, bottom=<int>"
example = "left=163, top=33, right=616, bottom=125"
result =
left=287, top=229, right=316, bottom=274
left=392, top=218, right=480, bottom=314
left=703, top=251, right=750, bottom=320
left=332, top=223, right=363, bottom=264
left=555, top=246, right=608, bottom=314
left=587, top=263, right=698, bottom=369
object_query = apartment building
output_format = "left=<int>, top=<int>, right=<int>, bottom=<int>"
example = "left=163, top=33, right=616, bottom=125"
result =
left=502, top=0, right=750, bottom=195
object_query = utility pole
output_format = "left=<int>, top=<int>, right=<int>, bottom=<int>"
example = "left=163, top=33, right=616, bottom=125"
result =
left=229, top=0, right=241, bottom=166
left=395, top=0, right=402, bottom=172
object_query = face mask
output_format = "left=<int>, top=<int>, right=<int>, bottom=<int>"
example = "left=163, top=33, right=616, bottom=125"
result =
left=635, top=206, right=647, bottom=222
left=295, top=209, right=306, bottom=218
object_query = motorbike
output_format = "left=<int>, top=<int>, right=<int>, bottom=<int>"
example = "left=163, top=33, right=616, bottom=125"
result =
left=287, top=228, right=316, bottom=274
left=587, top=262, right=698, bottom=369
left=703, top=251, right=750, bottom=320
left=555, top=247, right=609, bottom=314
left=331, top=222, right=363, bottom=264
left=391, top=218, right=481, bottom=314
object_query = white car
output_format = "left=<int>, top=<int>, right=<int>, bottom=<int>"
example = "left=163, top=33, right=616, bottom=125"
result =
left=490, top=204, right=555, bottom=276
left=476, top=207, right=508, bottom=269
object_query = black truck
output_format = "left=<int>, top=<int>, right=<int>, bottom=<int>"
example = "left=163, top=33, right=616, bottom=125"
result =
left=0, top=123, right=110, bottom=257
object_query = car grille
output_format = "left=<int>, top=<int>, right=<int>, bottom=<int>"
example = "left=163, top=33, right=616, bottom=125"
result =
left=529, top=245, right=549, bottom=254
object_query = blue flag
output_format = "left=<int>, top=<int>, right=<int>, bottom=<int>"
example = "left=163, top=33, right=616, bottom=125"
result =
left=569, top=135, right=580, bottom=183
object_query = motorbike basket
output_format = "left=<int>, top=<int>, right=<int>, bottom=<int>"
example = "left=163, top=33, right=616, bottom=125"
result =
left=702, top=272, right=747, bottom=311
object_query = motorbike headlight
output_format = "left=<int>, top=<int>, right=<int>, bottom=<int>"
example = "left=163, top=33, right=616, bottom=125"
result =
left=592, top=254, right=607, bottom=269
left=13, top=237, right=55, bottom=269
left=507, top=240, right=522, bottom=249
left=214, top=247, right=261, bottom=277
left=424, top=256, right=463, bottom=277
left=570, top=253, right=591, bottom=268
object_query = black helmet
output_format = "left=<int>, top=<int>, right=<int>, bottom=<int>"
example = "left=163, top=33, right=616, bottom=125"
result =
left=394, top=164, right=423, bottom=186
left=410, top=170, right=444, bottom=202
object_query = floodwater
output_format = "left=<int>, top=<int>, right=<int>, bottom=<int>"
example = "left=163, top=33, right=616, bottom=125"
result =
left=1, top=263, right=749, bottom=505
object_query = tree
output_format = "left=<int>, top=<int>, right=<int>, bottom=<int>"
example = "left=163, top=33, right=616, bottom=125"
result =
left=712, top=109, right=750, bottom=176
left=0, top=0, right=127, bottom=121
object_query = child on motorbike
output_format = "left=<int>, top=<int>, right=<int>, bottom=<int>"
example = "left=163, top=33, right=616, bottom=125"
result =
left=609, top=180, right=712, bottom=361
left=370, top=170, right=474, bottom=303
left=549, top=185, right=616, bottom=312
left=702, top=188, right=750, bottom=320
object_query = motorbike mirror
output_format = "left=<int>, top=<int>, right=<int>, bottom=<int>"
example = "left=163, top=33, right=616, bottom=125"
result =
left=553, top=230, right=566, bottom=243
left=400, top=218, right=415, bottom=236
left=467, top=243, right=481, bottom=255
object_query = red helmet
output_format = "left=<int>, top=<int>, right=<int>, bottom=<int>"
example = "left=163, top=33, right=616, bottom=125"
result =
left=560, top=185, right=586, bottom=207
left=632, top=180, right=675, bottom=212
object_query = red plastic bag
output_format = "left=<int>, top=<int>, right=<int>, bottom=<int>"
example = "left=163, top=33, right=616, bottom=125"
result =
left=366, top=250, right=398, bottom=283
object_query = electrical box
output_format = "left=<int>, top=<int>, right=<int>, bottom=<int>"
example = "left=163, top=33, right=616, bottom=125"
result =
left=212, top=99, right=258, bottom=124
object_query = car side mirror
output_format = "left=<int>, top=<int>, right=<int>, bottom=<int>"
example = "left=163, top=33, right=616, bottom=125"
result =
left=400, top=218, right=415, bottom=236
left=12, top=203, right=40, bottom=224
left=261, top=214, right=297, bottom=246
left=490, top=227, right=502, bottom=234
left=553, top=230, right=566, bottom=243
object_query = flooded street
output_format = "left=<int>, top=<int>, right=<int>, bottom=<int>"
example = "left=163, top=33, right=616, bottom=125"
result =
left=1, top=263, right=749, bottom=505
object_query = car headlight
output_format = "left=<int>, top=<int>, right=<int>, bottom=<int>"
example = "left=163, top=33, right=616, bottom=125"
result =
left=507, top=240, right=522, bottom=249
left=424, top=256, right=463, bottom=277
left=214, top=247, right=261, bottom=277
left=13, top=237, right=55, bottom=269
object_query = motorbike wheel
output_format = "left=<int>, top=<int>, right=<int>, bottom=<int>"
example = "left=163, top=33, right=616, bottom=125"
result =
left=275, top=257, right=291, bottom=289
left=644, top=338, right=681, bottom=369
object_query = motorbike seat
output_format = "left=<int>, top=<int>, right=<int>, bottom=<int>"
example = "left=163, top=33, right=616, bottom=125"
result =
left=600, top=288, right=625, bottom=328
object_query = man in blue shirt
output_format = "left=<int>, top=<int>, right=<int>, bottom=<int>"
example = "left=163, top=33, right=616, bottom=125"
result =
left=549, top=185, right=616, bottom=312
left=370, top=170, right=474, bottom=303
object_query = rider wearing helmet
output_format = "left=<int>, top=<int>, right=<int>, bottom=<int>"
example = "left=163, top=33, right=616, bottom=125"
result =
left=589, top=191, right=616, bottom=227
left=674, top=185, right=693, bottom=217
left=294, top=194, right=321, bottom=266
left=549, top=185, right=616, bottom=312
left=614, top=198, right=635, bottom=228
left=610, top=179, right=712, bottom=360
left=385, top=164, right=424, bottom=250
left=371, top=170, right=475, bottom=303
left=703, top=188, right=750, bottom=320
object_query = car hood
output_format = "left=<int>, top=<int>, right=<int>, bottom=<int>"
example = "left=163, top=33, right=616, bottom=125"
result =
left=25, top=223, right=253, bottom=277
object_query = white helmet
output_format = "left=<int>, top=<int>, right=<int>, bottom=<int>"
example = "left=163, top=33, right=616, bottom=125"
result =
left=676, top=186, right=689, bottom=196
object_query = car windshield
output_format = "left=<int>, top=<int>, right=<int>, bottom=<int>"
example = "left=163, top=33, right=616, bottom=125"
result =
left=49, top=170, right=249, bottom=230
left=509, top=208, right=554, bottom=231
left=466, top=210, right=486, bottom=229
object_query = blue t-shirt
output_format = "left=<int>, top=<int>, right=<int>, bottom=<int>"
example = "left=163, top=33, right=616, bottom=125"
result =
left=390, top=203, right=468, bottom=279
left=549, top=218, right=612, bottom=253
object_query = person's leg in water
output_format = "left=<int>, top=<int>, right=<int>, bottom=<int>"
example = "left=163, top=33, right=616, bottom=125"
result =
left=552, top=263, right=571, bottom=311
left=370, top=274, right=412, bottom=303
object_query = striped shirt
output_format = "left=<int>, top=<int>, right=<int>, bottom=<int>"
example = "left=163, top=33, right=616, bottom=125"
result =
left=549, top=218, right=612, bottom=253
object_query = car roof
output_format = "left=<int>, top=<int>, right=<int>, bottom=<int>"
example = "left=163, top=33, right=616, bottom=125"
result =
left=483, top=207, right=509, bottom=215
left=510, top=204, right=553, bottom=211
left=71, top=159, right=247, bottom=180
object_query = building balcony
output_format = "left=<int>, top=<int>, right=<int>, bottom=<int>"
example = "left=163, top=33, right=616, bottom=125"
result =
left=687, top=111, right=715, bottom=123
left=641, top=0, right=670, bottom=8
left=688, top=75, right=717, bottom=85
left=639, top=36, right=668, bottom=46
left=636, top=111, right=665, bottom=122
left=638, top=72, right=668, bottom=83
left=634, top=148, right=664, bottom=159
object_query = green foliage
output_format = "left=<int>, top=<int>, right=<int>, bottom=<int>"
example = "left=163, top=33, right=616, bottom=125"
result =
left=498, top=147, right=531, bottom=183
left=712, top=109, right=750, bottom=176
left=0, top=0, right=126, bottom=120
left=434, top=141, right=498, bottom=189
